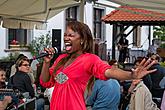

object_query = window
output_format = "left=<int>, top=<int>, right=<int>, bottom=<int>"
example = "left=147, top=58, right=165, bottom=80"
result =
left=66, top=6, right=77, bottom=26
left=133, top=26, right=141, bottom=47
left=93, top=8, right=104, bottom=40
left=8, top=29, right=28, bottom=49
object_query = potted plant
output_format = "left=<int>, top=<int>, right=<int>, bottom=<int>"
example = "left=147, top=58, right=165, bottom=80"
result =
left=9, top=40, right=20, bottom=49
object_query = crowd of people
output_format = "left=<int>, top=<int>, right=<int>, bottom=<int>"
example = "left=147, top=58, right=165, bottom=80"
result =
left=0, top=55, right=45, bottom=110
left=0, top=21, right=164, bottom=110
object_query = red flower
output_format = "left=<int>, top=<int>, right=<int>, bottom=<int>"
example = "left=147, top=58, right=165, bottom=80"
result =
left=11, top=40, right=19, bottom=45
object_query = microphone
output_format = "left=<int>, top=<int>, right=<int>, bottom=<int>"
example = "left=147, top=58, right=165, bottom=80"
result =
left=31, top=47, right=59, bottom=60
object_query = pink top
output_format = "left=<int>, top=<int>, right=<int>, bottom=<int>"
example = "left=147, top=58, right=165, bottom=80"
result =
left=40, top=53, right=111, bottom=110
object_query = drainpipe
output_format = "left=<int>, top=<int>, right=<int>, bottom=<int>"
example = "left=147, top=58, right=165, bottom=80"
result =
left=148, top=26, right=151, bottom=46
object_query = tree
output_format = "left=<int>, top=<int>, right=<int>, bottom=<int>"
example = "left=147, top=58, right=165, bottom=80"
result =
left=153, top=26, right=165, bottom=48
left=29, top=31, right=52, bottom=63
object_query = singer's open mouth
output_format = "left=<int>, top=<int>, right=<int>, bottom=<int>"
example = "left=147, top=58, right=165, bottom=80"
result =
left=65, top=43, right=72, bottom=51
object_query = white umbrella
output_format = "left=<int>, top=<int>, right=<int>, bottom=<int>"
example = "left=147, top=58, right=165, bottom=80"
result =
left=0, top=0, right=80, bottom=29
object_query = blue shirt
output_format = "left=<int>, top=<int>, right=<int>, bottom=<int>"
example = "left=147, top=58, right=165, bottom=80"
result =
left=86, top=79, right=121, bottom=110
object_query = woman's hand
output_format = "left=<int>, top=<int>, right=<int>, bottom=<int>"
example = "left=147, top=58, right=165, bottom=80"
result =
left=131, top=58, right=157, bottom=79
left=43, top=47, right=56, bottom=63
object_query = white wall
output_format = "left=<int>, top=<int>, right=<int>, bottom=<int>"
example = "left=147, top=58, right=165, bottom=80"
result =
left=84, top=2, right=93, bottom=33
left=0, top=27, right=37, bottom=58
left=0, top=26, right=11, bottom=58
left=104, top=7, right=115, bottom=50
left=33, top=11, right=65, bottom=51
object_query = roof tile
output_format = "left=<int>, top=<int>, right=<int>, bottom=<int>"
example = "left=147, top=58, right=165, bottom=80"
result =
left=102, top=6, right=165, bottom=22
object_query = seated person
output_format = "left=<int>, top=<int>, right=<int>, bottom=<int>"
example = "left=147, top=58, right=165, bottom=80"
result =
left=119, top=58, right=153, bottom=110
left=149, top=54, right=165, bottom=98
left=127, top=79, right=159, bottom=110
left=10, top=54, right=25, bottom=77
left=86, top=77, right=121, bottom=110
left=10, top=54, right=35, bottom=84
left=7, top=56, right=45, bottom=110
left=150, top=54, right=165, bottom=88
left=0, top=68, right=6, bottom=89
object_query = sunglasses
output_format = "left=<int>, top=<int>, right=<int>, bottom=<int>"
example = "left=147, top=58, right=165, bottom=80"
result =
left=21, top=64, right=30, bottom=67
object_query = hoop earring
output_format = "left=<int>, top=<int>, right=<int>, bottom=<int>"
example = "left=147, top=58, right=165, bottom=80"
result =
left=80, top=41, right=83, bottom=45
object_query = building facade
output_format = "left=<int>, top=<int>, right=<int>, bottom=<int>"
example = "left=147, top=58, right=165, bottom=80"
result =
left=0, top=0, right=152, bottom=62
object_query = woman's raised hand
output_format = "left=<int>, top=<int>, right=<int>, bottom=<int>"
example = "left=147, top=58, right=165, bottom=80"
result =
left=131, top=58, right=157, bottom=79
left=43, top=47, right=55, bottom=63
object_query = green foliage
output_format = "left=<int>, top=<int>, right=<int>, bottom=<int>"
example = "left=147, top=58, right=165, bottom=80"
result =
left=0, top=52, right=20, bottom=62
left=29, top=32, right=52, bottom=63
left=160, top=43, right=165, bottom=48
left=153, top=26, right=165, bottom=49
left=153, top=26, right=165, bottom=41
left=160, top=61, right=165, bottom=67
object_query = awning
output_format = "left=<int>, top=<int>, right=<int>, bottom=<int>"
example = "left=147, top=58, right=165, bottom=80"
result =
left=109, top=0, right=165, bottom=14
left=0, top=0, right=80, bottom=29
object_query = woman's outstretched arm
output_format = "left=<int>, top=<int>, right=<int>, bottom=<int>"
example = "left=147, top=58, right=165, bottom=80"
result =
left=105, top=58, right=157, bottom=81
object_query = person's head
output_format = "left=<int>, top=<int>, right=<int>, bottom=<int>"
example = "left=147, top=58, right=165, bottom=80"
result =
left=15, top=54, right=25, bottom=63
left=109, top=59, right=118, bottom=67
left=150, top=54, right=160, bottom=62
left=64, top=21, right=94, bottom=54
left=15, top=56, right=30, bottom=73
left=0, top=68, right=6, bottom=83
left=134, top=59, right=142, bottom=69
left=109, top=59, right=117, bottom=65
